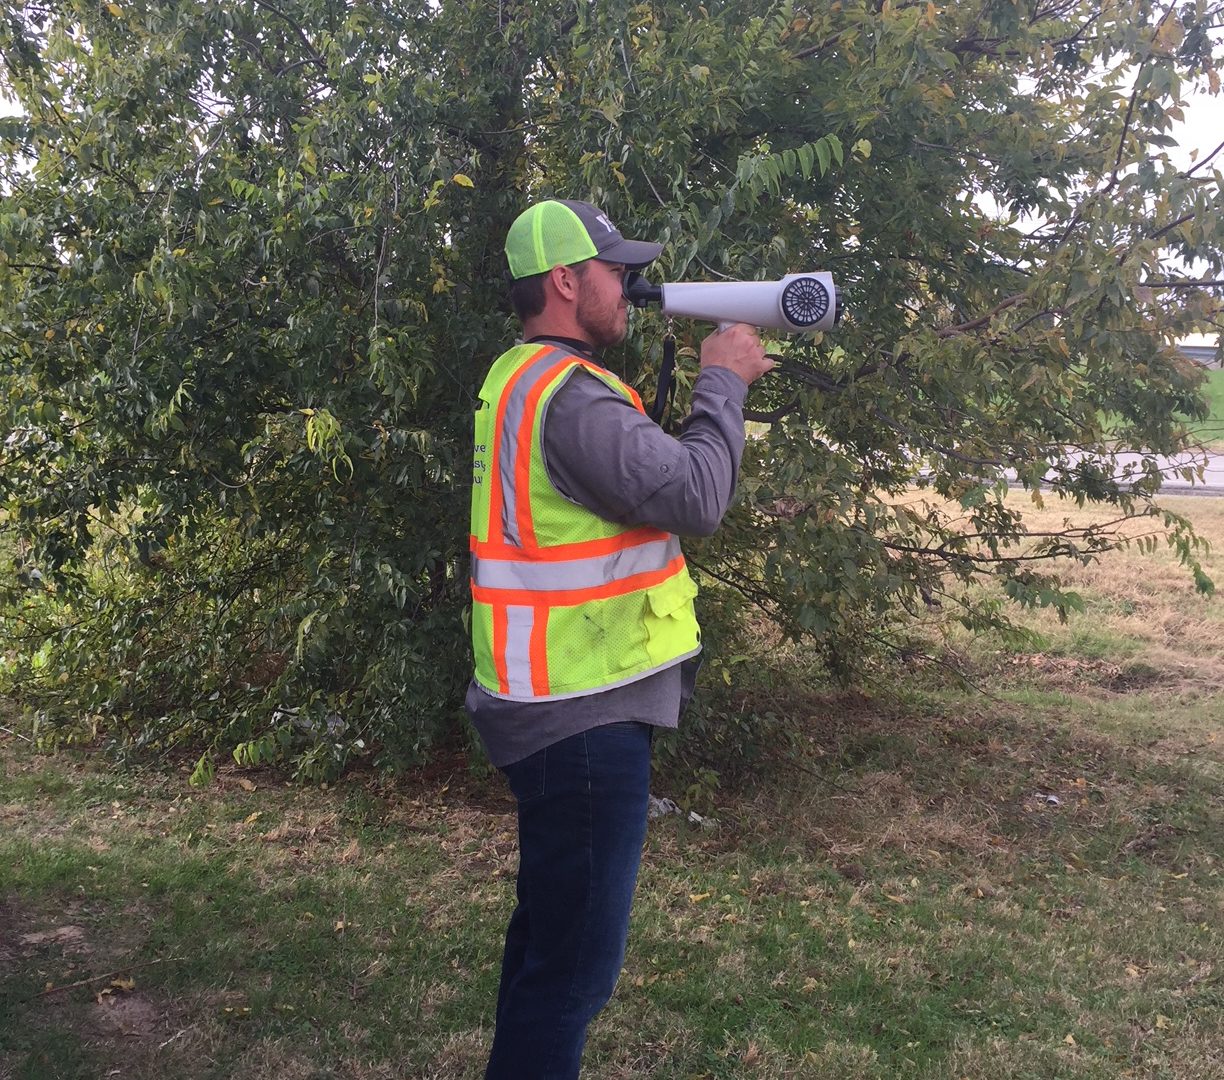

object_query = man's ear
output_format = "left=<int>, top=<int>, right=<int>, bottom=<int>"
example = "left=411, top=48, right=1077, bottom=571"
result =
left=546, top=263, right=580, bottom=304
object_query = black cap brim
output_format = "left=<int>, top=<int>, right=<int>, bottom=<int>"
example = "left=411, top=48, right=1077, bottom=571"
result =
left=595, top=237, right=663, bottom=270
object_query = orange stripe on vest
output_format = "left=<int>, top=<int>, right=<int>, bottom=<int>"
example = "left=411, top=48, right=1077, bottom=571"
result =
left=513, top=358, right=572, bottom=551
left=486, top=345, right=553, bottom=546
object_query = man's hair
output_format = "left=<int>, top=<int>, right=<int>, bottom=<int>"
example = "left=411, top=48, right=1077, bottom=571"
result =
left=508, top=261, right=589, bottom=322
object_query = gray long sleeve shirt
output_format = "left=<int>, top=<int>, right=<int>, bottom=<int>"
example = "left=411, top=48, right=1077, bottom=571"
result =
left=466, top=337, right=749, bottom=766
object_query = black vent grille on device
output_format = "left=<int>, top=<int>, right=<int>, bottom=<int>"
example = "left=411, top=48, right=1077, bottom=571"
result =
left=780, top=276, right=830, bottom=327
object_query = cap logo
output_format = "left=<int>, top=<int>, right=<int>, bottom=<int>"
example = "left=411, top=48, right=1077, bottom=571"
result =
left=593, top=212, right=616, bottom=234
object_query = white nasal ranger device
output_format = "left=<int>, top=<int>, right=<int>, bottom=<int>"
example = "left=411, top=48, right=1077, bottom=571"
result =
left=625, top=272, right=842, bottom=333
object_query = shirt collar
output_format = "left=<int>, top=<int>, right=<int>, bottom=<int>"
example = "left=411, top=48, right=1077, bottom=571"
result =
left=526, top=335, right=598, bottom=361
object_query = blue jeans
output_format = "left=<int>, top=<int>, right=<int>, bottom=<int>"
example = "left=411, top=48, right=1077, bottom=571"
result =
left=485, top=721, right=653, bottom=1080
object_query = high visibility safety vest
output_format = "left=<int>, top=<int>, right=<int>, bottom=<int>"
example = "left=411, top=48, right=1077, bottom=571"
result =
left=470, top=343, right=701, bottom=701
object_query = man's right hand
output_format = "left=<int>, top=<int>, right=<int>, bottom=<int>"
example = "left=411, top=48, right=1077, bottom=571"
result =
left=699, top=324, right=774, bottom=386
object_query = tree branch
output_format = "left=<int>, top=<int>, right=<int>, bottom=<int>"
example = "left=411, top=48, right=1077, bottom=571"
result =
left=249, top=0, right=327, bottom=73
left=936, top=293, right=1027, bottom=337
left=1181, top=137, right=1224, bottom=177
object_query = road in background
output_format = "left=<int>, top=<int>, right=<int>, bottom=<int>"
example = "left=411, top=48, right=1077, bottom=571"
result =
left=1005, top=450, right=1224, bottom=496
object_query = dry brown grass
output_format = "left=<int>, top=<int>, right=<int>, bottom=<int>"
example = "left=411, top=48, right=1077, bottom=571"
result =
left=889, top=491, right=1224, bottom=709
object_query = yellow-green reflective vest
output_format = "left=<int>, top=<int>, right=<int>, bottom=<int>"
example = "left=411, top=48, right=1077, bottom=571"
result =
left=470, top=343, right=701, bottom=700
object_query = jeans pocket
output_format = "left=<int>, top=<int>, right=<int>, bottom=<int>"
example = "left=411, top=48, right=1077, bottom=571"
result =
left=501, top=746, right=547, bottom=804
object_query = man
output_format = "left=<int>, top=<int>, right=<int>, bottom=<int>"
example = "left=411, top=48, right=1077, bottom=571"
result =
left=468, top=198, right=772, bottom=1079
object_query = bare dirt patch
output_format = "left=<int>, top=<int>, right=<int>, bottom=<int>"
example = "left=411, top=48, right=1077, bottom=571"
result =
left=18, top=925, right=89, bottom=951
left=0, top=898, right=202, bottom=1079
left=90, top=990, right=163, bottom=1038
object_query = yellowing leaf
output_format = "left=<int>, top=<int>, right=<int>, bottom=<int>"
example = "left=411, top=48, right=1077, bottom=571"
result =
left=452, top=173, right=475, bottom=188
left=107, top=3, right=122, bottom=15
left=1064, top=1034, right=1076, bottom=1046
left=111, top=976, right=136, bottom=992
left=1155, top=1014, right=1171, bottom=1029
left=688, top=892, right=711, bottom=903
left=242, top=811, right=262, bottom=825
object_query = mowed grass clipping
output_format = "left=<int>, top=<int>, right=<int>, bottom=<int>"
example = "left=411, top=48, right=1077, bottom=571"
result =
left=2, top=494, right=1222, bottom=1079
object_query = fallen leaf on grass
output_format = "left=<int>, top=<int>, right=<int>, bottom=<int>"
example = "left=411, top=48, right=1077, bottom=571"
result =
left=1064, top=1034, right=1077, bottom=1046
left=238, top=778, right=257, bottom=792
left=688, top=892, right=711, bottom=904
left=95, top=977, right=136, bottom=1004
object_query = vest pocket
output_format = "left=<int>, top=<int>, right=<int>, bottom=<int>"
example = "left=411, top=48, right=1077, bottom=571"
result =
left=644, top=573, right=700, bottom=662
left=646, top=572, right=698, bottom=618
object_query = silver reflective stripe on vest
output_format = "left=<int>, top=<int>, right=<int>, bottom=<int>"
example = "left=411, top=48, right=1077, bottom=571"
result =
left=502, top=605, right=536, bottom=698
left=497, top=347, right=571, bottom=546
left=473, top=535, right=680, bottom=593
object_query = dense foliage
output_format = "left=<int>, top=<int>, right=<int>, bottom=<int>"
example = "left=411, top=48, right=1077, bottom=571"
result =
left=2, top=1, right=1221, bottom=777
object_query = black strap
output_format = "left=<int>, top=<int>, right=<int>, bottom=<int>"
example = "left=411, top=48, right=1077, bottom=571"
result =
left=647, top=331, right=677, bottom=425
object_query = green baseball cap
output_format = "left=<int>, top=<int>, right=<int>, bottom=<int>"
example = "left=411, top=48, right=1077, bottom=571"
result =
left=505, top=199, right=663, bottom=280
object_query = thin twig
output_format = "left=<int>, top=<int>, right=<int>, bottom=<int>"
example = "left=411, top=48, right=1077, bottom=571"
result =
left=1183, top=137, right=1224, bottom=177
left=936, top=293, right=1027, bottom=337
left=250, top=0, right=327, bottom=73
left=33, top=956, right=186, bottom=1000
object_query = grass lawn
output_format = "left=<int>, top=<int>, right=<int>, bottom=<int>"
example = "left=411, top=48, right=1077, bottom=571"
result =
left=1, top=496, right=1221, bottom=1079
left=1187, top=366, right=1224, bottom=447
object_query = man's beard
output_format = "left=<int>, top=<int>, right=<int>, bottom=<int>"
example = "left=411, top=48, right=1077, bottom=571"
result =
left=576, top=294, right=627, bottom=350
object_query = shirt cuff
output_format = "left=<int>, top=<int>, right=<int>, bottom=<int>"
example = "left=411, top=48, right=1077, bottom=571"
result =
left=694, top=365, right=750, bottom=406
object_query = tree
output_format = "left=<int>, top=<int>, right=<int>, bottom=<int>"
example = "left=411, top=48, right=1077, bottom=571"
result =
left=2, top=0, right=1220, bottom=777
